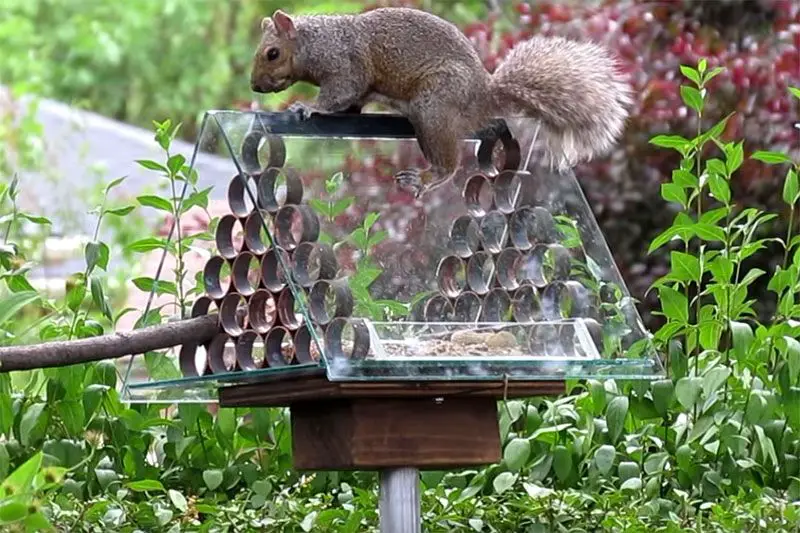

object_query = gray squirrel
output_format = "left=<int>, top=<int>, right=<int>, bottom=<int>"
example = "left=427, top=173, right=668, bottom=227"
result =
left=250, top=7, right=633, bottom=197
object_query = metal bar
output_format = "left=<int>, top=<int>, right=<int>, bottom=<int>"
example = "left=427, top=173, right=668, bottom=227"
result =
left=242, top=110, right=508, bottom=140
left=379, top=467, right=421, bottom=533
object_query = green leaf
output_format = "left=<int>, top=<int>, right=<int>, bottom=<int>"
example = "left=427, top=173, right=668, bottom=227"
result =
left=106, top=205, right=136, bottom=217
left=492, top=472, right=516, bottom=495
left=671, top=251, right=701, bottom=282
left=740, top=268, right=765, bottom=287
left=697, top=58, right=707, bottom=74
left=703, top=112, right=734, bottom=143
left=730, top=321, right=753, bottom=360
left=17, top=213, right=51, bottom=226
left=0, top=502, right=28, bottom=523
left=0, top=291, right=39, bottom=330
left=672, top=169, right=698, bottom=188
left=783, top=168, right=799, bottom=205
left=90, top=277, right=113, bottom=321
left=675, top=377, right=702, bottom=410
left=127, top=479, right=165, bottom=492
left=694, top=223, right=726, bottom=242
left=724, top=142, right=744, bottom=174
left=104, top=176, right=127, bottom=194
left=57, top=399, right=84, bottom=436
left=368, top=229, right=388, bottom=248
left=84, top=241, right=109, bottom=272
left=784, top=337, right=800, bottom=384
left=753, top=425, right=778, bottom=468
left=552, top=445, right=573, bottom=481
left=648, top=215, right=696, bottom=253
left=644, top=452, right=669, bottom=475
left=661, top=183, right=688, bottom=207
left=789, top=86, right=800, bottom=100
left=679, top=65, right=700, bottom=86
left=349, top=227, right=368, bottom=250
left=203, top=469, right=224, bottom=491
left=1, top=451, right=42, bottom=497
left=0, top=446, right=8, bottom=479
left=364, top=212, right=380, bottom=230
left=606, top=396, right=629, bottom=443
left=5, top=274, right=36, bottom=294
left=137, top=195, right=173, bottom=212
left=680, top=85, right=703, bottom=113
left=708, top=174, right=731, bottom=204
left=252, top=479, right=272, bottom=498
left=751, top=150, right=793, bottom=165
left=676, top=444, right=693, bottom=472
left=658, top=286, right=688, bottom=323
left=651, top=379, right=674, bottom=417
left=182, top=187, right=212, bottom=212
left=127, top=237, right=171, bottom=253
left=136, top=159, right=168, bottom=173
left=324, top=172, right=344, bottom=194
left=503, top=438, right=530, bottom=472
left=618, top=461, right=639, bottom=483
left=702, top=367, right=730, bottom=396
left=649, top=135, right=691, bottom=152
left=300, top=512, right=317, bottom=532
left=132, top=277, right=178, bottom=296
left=66, top=276, right=86, bottom=312
left=709, top=256, right=734, bottom=283
left=19, top=403, right=48, bottom=447
left=308, top=199, right=331, bottom=218
left=698, top=319, right=722, bottom=351
left=167, top=154, right=186, bottom=175
left=621, top=477, right=642, bottom=492
left=706, top=158, right=727, bottom=178
left=703, top=66, right=725, bottom=85
left=331, top=197, right=354, bottom=217
left=594, top=445, right=616, bottom=475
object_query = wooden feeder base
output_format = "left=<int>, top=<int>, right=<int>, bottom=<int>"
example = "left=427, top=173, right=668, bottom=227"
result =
left=291, top=397, right=501, bottom=471
left=219, top=373, right=565, bottom=471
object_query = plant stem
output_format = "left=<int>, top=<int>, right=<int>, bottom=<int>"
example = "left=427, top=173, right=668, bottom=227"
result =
left=2, top=204, right=16, bottom=244
left=783, top=206, right=795, bottom=270
left=67, top=206, right=107, bottom=341
left=723, top=202, right=734, bottom=405
left=169, top=161, right=187, bottom=319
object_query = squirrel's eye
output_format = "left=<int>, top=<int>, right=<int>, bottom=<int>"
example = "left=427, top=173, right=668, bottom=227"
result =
left=266, top=48, right=280, bottom=61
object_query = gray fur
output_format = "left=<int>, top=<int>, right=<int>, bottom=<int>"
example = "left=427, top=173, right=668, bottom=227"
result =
left=251, top=7, right=633, bottom=182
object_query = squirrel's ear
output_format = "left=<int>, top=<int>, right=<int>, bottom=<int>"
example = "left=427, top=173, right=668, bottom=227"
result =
left=271, top=10, right=297, bottom=39
left=260, top=17, right=271, bottom=32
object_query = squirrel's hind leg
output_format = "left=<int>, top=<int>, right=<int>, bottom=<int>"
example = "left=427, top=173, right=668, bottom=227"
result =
left=394, top=100, right=464, bottom=198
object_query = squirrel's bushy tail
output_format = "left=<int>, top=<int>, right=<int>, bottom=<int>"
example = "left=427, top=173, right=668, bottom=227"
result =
left=491, top=36, right=633, bottom=171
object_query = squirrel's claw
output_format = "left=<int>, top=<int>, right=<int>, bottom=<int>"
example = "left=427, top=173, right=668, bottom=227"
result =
left=287, top=101, right=315, bottom=120
left=394, top=169, right=425, bottom=198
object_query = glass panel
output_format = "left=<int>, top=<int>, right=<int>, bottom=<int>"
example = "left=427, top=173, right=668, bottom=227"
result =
left=122, top=110, right=664, bottom=403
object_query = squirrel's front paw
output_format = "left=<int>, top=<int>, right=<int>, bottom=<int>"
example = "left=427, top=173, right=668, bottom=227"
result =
left=287, top=102, right=315, bottom=121
left=394, top=169, right=425, bottom=198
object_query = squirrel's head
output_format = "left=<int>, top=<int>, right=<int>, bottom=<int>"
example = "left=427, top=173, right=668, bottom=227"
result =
left=251, top=10, right=298, bottom=94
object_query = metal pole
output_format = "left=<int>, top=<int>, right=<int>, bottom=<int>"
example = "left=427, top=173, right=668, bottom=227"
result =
left=379, top=467, right=421, bottom=533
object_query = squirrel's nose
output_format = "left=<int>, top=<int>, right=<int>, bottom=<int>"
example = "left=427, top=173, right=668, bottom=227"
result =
left=250, top=74, right=266, bottom=93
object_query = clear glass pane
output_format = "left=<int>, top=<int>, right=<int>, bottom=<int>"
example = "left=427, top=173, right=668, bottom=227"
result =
left=122, top=110, right=664, bottom=403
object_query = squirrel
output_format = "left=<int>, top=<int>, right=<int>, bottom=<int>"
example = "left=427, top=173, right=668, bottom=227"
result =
left=249, top=7, right=633, bottom=198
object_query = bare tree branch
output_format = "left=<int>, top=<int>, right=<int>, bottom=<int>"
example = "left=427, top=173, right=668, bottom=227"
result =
left=0, top=314, right=219, bottom=373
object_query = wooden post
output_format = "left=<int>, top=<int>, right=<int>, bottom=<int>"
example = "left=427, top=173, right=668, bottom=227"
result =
left=379, top=467, right=420, bottom=533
